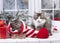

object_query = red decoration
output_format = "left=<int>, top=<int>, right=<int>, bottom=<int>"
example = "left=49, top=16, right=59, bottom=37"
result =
left=0, top=20, right=5, bottom=27
left=0, top=20, right=9, bottom=39
left=37, top=28, right=49, bottom=39
left=54, top=18, right=60, bottom=21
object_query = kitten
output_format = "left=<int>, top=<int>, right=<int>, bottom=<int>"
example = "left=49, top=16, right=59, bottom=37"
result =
left=10, top=17, right=26, bottom=39
left=32, top=12, right=52, bottom=35
left=32, top=13, right=46, bottom=30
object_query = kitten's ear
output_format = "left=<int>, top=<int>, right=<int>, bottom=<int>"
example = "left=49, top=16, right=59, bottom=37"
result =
left=16, top=10, right=19, bottom=16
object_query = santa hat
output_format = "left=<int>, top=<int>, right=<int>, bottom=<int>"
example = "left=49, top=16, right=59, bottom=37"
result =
left=37, top=28, right=49, bottom=39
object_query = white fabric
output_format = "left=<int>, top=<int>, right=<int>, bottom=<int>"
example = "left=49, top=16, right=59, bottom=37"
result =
left=0, top=35, right=60, bottom=43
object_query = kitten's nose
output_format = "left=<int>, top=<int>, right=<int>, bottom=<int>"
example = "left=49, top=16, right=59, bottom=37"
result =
left=12, top=29, right=15, bottom=31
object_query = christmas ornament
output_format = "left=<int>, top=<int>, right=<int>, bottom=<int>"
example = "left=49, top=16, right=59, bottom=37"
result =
left=37, top=28, right=49, bottom=39
left=0, top=20, right=5, bottom=26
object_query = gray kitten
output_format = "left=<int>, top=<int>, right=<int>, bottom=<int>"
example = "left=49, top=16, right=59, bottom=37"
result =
left=10, top=17, right=22, bottom=31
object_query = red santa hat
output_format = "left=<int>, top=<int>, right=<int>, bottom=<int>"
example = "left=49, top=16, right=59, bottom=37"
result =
left=37, top=28, right=49, bottom=39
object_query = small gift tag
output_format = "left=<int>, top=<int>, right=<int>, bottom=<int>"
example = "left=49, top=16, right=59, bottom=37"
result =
left=51, top=20, right=60, bottom=34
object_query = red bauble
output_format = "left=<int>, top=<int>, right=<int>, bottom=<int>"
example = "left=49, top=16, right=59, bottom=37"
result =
left=0, top=20, right=5, bottom=27
left=37, top=28, right=49, bottom=39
